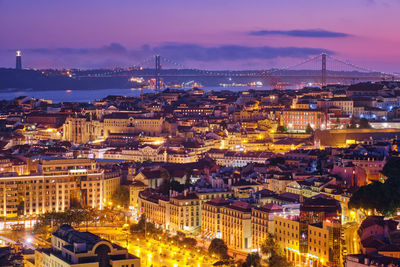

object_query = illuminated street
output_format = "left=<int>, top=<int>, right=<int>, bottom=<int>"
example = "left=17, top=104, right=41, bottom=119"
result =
left=87, top=227, right=216, bottom=267
left=342, top=222, right=360, bottom=256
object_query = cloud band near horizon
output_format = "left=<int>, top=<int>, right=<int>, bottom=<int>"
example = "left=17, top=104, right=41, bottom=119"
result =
left=0, top=43, right=332, bottom=69
left=249, top=29, right=350, bottom=38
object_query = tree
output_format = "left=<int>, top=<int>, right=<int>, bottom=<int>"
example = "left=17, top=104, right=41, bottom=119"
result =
left=160, top=168, right=171, bottom=180
left=359, top=118, right=371, bottom=129
left=260, top=234, right=279, bottom=256
left=268, top=253, right=293, bottom=267
left=130, top=214, right=146, bottom=233
left=184, top=167, right=193, bottom=187
left=220, top=121, right=228, bottom=130
left=348, top=157, right=400, bottom=217
left=208, top=238, right=229, bottom=259
left=243, top=253, right=261, bottom=267
left=276, top=125, right=287, bottom=133
left=158, top=168, right=172, bottom=195
left=260, top=234, right=293, bottom=267
left=158, top=177, right=171, bottom=195
left=305, top=123, right=314, bottom=134
left=349, top=116, right=357, bottom=129
left=130, top=214, right=161, bottom=236
left=335, top=117, right=340, bottom=128
left=111, top=186, right=130, bottom=208
left=382, top=157, right=400, bottom=178
left=182, top=237, right=197, bottom=247
left=34, top=209, right=94, bottom=234
left=170, top=180, right=185, bottom=192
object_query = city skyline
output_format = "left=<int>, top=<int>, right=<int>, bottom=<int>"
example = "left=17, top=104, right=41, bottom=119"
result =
left=1, top=0, right=400, bottom=71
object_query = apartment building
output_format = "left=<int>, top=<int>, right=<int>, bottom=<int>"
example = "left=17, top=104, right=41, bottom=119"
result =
left=308, top=219, right=342, bottom=267
left=282, top=109, right=326, bottom=131
left=251, top=203, right=283, bottom=251
left=341, top=155, right=386, bottom=182
left=318, top=98, right=354, bottom=115
left=168, top=192, right=201, bottom=233
left=129, top=181, right=147, bottom=209
left=0, top=158, right=120, bottom=219
left=201, top=198, right=230, bottom=239
left=137, top=190, right=169, bottom=228
left=275, top=215, right=342, bottom=267
left=221, top=201, right=253, bottom=251
left=138, top=189, right=233, bottom=233
left=274, top=216, right=302, bottom=263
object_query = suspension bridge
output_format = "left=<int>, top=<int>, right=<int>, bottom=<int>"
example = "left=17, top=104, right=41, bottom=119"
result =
left=76, top=53, right=399, bottom=89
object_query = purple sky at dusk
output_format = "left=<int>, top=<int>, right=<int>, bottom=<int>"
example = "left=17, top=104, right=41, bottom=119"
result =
left=1, top=0, right=400, bottom=71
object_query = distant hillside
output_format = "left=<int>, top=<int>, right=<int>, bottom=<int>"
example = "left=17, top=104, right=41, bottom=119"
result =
left=0, top=68, right=138, bottom=90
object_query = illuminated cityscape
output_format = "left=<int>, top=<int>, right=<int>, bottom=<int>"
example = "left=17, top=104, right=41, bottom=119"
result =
left=1, top=1, right=400, bottom=267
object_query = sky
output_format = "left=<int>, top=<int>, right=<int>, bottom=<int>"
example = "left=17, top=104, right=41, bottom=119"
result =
left=0, top=0, right=400, bottom=71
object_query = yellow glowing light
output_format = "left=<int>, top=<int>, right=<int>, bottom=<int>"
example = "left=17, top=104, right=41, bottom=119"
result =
left=92, top=139, right=105, bottom=144
left=16, top=51, right=21, bottom=57
left=153, top=140, right=164, bottom=145
left=346, top=139, right=356, bottom=145
left=108, top=201, right=113, bottom=206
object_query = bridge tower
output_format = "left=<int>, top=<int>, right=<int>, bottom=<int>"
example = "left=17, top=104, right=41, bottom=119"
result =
left=155, top=55, right=161, bottom=90
left=321, top=53, right=327, bottom=87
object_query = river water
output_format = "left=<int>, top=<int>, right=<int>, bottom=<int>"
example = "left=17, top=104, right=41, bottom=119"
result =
left=0, top=86, right=271, bottom=103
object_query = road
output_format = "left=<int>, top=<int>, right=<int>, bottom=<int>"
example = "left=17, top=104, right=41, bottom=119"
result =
left=342, top=222, right=360, bottom=255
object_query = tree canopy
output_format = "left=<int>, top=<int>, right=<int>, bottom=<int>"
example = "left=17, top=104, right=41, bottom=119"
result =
left=305, top=123, right=314, bottom=134
left=359, top=118, right=371, bottom=129
left=208, top=238, right=229, bottom=259
left=277, top=125, right=287, bottom=133
left=382, top=157, right=400, bottom=178
left=129, top=214, right=161, bottom=236
left=111, top=186, right=130, bottom=208
left=260, top=234, right=279, bottom=256
left=34, top=209, right=94, bottom=234
left=243, top=253, right=261, bottom=267
left=348, top=157, right=400, bottom=217
left=260, top=234, right=293, bottom=267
